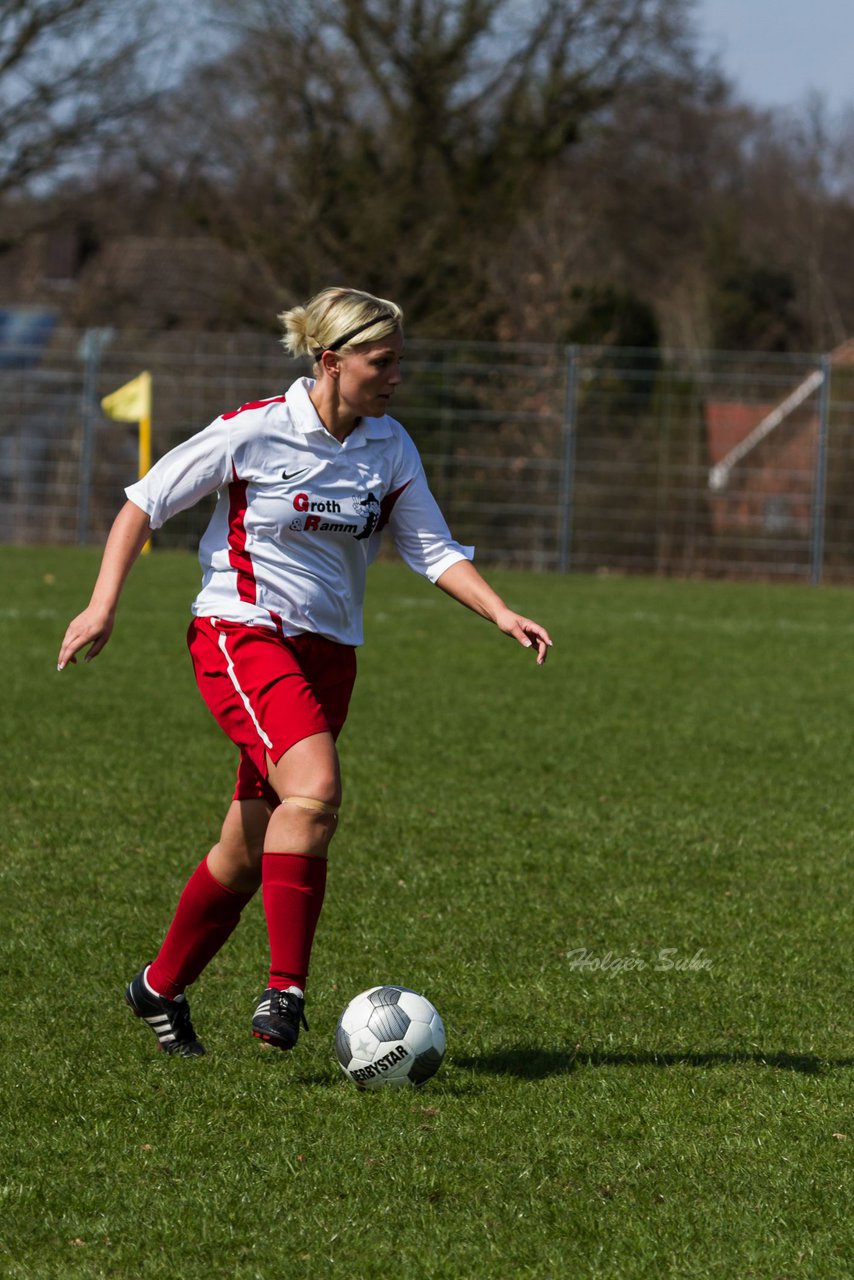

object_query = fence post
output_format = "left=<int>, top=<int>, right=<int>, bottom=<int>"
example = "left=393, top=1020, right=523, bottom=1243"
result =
left=557, top=344, right=579, bottom=573
left=76, top=328, right=112, bottom=545
left=809, top=353, right=831, bottom=586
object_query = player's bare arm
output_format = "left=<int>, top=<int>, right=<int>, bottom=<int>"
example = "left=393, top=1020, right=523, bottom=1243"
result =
left=57, top=500, right=153, bottom=670
left=435, top=559, right=552, bottom=665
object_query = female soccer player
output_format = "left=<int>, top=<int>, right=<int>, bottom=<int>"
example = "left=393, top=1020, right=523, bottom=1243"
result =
left=57, top=287, right=552, bottom=1057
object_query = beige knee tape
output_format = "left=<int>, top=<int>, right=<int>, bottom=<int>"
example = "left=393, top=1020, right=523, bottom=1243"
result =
left=281, top=795, right=339, bottom=818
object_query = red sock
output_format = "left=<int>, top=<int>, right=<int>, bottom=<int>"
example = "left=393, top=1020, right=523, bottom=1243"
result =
left=147, top=857, right=254, bottom=1000
left=262, top=852, right=328, bottom=990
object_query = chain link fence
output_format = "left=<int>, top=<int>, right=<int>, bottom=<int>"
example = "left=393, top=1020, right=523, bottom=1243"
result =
left=2, top=325, right=852, bottom=582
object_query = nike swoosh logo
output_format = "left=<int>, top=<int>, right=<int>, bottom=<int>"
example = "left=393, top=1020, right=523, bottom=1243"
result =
left=281, top=468, right=309, bottom=482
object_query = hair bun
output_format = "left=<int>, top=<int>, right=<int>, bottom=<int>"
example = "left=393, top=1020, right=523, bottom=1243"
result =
left=279, top=288, right=403, bottom=363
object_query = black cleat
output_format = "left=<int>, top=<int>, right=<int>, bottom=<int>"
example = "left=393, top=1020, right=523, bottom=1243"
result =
left=252, top=988, right=308, bottom=1051
left=125, top=967, right=205, bottom=1057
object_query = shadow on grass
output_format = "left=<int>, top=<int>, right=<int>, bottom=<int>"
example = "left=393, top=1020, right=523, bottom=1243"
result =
left=454, top=1047, right=853, bottom=1078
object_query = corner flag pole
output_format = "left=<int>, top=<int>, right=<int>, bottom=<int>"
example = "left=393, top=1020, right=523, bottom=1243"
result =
left=101, top=372, right=153, bottom=554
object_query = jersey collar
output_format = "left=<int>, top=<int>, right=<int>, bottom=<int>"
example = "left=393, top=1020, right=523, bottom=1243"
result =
left=286, top=377, right=394, bottom=445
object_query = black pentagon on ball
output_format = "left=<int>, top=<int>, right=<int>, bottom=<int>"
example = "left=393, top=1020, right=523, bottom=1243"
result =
left=368, top=986, right=403, bottom=1007
left=367, top=992, right=411, bottom=1042
left=408, top=1045, right=444, bottom=1086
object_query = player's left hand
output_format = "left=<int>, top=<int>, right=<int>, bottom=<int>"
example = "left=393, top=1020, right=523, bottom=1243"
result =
left=57, top=605, right=115, bottom=670
left=494, top=609, right=553, bottom=665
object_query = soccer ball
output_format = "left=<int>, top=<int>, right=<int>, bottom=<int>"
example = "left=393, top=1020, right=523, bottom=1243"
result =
left=335, top=985, right=446, bottom=1089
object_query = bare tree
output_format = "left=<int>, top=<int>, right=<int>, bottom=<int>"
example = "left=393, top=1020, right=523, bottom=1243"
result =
left=139, top=0, right=708, bottom=332
left=0, top=0, right=183, bottom=196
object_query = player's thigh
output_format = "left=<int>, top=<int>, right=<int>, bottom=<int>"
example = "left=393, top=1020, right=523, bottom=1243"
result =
left=266, top=732, right=342, bottom=808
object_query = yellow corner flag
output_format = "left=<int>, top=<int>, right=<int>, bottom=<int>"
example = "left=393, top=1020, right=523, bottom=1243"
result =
left=101, top=371, right=153, bottom=553
left=101, top=371, right=151, bottom=424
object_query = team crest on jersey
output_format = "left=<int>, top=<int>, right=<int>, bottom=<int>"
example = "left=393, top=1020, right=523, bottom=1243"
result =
left=289, top=491, right=381, bottom=540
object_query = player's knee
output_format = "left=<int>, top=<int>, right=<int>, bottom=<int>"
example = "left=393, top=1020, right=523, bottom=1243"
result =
left=280, top=794, right=339, bottom=821
left=279, top=793, right=340, bottom=848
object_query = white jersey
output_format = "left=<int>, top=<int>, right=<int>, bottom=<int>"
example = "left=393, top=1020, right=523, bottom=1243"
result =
left=125, top=377, right=473, bottom=645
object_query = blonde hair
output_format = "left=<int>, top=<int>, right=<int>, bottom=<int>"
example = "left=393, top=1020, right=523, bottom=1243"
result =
left=280, top=287, right=403, bottom=362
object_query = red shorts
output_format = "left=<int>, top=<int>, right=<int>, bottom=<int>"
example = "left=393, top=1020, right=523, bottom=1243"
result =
left=187, top=618, right=357, bottom=805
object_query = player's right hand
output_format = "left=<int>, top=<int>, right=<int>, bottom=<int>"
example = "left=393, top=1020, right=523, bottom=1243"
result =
left=57, top=608, right=115, bottom=671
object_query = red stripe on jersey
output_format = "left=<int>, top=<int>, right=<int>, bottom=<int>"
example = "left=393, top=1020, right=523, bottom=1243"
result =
left=376, top=479, right=413, bottom=531
left=228, top=472, right=257, bottom=604
left=222, top=395, right=287, bottom=421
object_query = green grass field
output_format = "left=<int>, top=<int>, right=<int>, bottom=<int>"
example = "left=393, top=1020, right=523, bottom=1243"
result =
left=1, top=546, right=852, bottom=1279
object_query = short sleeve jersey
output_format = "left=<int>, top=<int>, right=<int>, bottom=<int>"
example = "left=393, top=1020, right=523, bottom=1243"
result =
left=125, top=377, right=473, bottom=645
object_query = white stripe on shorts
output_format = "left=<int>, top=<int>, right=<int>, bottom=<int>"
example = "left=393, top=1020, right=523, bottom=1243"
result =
left=216, top=626, right=274, bottom=752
